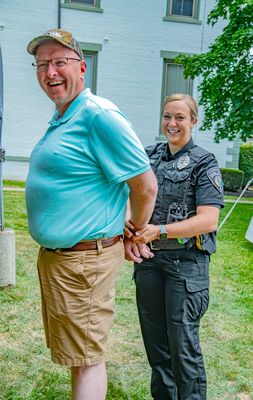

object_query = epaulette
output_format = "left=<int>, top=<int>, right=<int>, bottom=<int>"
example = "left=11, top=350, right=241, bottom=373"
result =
left=145, top=142, right=167, bottom=157
left=189, top=145, right=214, bottom=163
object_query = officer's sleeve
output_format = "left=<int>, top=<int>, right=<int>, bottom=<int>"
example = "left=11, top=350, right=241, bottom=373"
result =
left=88, top=109, right=150, bottom=183
left=194, top=154, right=224, bottom=208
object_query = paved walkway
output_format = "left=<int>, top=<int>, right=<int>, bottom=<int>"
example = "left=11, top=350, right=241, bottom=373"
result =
left=3, top=187, right=25, bottom=192
left=224, top=199, right=253, bottom=204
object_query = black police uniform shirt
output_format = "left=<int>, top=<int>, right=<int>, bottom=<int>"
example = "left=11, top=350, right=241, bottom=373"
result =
left=145, top=137, right=224, bottom=227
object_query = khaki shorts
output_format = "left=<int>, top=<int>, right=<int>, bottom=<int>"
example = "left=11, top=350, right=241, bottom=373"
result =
left=37, top=239, right=124, bottom=366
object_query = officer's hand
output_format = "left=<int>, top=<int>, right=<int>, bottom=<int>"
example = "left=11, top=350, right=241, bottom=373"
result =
left=132, top=224, right=160, bottom=243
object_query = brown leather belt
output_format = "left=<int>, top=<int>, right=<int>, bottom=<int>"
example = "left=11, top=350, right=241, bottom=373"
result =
left=45, top=235, right=122, bottom=252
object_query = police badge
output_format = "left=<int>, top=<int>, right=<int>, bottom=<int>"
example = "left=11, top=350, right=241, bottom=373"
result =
left=177, top=154, right=190, bottom=170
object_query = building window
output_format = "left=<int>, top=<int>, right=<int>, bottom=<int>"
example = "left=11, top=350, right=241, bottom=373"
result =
left=158, top=51, right=194, bottom=137
left=68, top=0, right=97, bottom=5
left=79, top=42, right=102, bottom=94
left=164, top=0, right=201, bottom=24
left=62, top=0, right=103, bottom=13
left=170, top=0, right=194, bottom=17
left=162, top=61, right=193, bottom=96
left=83, top=52, right=98, bottom=93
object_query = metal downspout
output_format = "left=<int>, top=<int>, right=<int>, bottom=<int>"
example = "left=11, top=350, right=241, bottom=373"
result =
left=0, top=44, right=5, bottom=231
left=58, top=0, right=61, bottom=29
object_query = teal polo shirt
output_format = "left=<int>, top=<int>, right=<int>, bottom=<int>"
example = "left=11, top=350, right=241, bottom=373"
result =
left=26, top=89, right=150, bottom=249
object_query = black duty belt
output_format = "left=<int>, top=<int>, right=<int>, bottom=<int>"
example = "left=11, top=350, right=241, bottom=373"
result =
left=149, top=237, right=195, bottom=251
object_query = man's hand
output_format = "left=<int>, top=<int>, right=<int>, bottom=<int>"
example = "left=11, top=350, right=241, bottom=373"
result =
left=132, top=224, right=160, bottom=243
left=124, top=219, right=135, bottom=239
left=124, top=238, right=154, bottom=263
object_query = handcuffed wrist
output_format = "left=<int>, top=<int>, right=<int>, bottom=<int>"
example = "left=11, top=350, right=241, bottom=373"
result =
left=128, top=221, right=145, bottom=234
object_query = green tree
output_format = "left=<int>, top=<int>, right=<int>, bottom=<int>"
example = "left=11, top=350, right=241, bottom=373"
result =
left=176, top=0, right=253, bottom=143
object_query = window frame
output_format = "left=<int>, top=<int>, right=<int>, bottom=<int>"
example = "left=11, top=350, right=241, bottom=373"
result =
left=158, top=50, right=195, bottom=139
left=79, top=42, right=102, bottom=94
left=163, top=0, right=201, bottom=24
left=62, top=0, right=103, bottom=13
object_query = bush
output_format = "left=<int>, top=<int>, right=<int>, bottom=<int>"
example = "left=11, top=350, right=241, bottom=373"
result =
left=220, top=168, right=244, bottom=192
left=239, top=143, right=253, bottom=186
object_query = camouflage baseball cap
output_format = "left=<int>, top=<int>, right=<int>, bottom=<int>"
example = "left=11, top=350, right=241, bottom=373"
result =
left=27, top=28, right=83, bottom=59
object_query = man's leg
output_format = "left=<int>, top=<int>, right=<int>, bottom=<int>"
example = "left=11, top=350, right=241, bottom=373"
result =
left=37, top=241, right=124, bottom=399
left=71, top=362, right=107, bottom=400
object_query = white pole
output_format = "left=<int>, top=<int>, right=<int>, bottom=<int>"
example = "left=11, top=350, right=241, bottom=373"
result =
left=0, top=228, right=15, bottom=287
left=0, top=44, right=4, bottom=230
left=0, top=43, right=16, bottom=287
left=218, top=177, right=253, bottom=230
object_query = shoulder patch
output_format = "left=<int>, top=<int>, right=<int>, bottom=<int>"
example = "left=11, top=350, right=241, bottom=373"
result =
left=206, top=167, right=223, bottom=193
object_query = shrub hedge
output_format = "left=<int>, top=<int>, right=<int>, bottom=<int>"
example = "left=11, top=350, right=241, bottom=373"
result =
left=239, top=143, right=253, bottom=186
left=220, top=168, right=244, bottom=192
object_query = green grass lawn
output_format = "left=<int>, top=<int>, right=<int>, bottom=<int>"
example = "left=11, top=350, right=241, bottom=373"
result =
left=0, top=190, right=252, bottom=400
left=3, top=180, right=26, bottom=188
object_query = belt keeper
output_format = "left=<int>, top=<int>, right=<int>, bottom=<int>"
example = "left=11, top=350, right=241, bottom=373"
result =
left=97, top=239, right=103, bottom=254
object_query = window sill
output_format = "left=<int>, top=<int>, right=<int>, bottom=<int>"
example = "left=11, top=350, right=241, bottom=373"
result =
left=5, top=156, right=30, bottom=162
left=61, top=4, right=103, bottom=13
left=155, top=135, right=167, bottom=142
left=163, top=16, right=201, bottom=25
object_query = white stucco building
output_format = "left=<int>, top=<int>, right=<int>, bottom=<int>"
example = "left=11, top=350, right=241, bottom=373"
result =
left=0, top=0, right=239, bottom=181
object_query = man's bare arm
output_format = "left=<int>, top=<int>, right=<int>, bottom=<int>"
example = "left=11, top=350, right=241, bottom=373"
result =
left=126, top=169, right=157, bottom=230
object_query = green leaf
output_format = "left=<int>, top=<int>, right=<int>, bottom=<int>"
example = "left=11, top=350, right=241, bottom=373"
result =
left=179, top=0, right=253, bottom=142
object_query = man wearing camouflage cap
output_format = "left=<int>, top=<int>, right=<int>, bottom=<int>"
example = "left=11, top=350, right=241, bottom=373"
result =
left=26, top=28, right=157, bottom=399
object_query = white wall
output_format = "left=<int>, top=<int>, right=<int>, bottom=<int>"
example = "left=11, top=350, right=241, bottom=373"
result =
left=0, top=0, right=233, bottom=180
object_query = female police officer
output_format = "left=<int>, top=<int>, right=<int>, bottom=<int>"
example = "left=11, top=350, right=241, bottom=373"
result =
left=124, top=93, right=224, bottom=399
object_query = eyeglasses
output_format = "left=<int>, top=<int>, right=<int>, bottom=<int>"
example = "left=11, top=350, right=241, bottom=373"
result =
left=32, top=57, right=82, bottom=72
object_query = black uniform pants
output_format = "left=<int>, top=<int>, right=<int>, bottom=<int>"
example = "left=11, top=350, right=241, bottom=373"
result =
left=134, top=247, right=210, bottom=400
